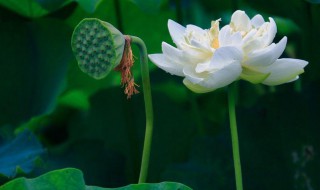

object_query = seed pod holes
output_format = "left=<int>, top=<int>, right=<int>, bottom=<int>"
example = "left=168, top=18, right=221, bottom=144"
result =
left=71, top=18, right=125, bottom=79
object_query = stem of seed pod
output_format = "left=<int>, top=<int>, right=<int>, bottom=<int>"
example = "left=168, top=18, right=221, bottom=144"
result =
left=129, top=36, right=154, bottom=183
left=228, top=82, right=244, bottom=190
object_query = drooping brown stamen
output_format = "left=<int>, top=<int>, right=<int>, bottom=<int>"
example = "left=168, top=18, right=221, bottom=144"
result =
left=115, top=35, right=139, bottom=99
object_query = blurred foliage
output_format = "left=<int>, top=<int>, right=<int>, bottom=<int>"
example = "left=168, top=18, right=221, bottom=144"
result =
left=0, top=130, right=45, bottom=178
left=0, top=19, right=71, bottom=126
left=0, top=168, right=192, bottom=190
left=304, top=0, right=320, bottom=4
left=0, top=0, right=319, bottom=190
left=0, top=0, right=103, bottom=17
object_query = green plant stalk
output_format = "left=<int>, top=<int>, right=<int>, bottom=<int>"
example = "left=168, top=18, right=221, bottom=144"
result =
left=130, top=36, right=154, bottom=183
left=228, top=82, right=243, bottom=190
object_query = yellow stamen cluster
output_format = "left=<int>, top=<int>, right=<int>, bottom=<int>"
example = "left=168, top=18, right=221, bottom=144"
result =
left=210, top=19, right=220, bottom=49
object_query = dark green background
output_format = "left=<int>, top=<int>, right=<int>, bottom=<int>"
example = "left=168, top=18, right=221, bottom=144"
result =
left=0, top=0, right=319, bottom=189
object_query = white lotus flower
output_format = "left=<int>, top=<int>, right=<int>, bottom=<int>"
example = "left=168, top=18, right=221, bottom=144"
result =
left=227, top=10, right=308, bottom=85
left=149, top=11, right=308, bottom=93
left=148, top=19, right=243, bottom=93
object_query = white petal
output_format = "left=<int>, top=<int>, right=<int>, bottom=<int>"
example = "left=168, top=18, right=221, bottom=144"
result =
left=219, top=25, right=243, bottom=47
left=184, top=61, right=242, bottom=93
left=209, top=46, right=243, bottom=70
left=243, top=38, right=264, bottom=53
left=186, top=24, right=206, bottom=35
left=180, top=42, right=212, bottom=61
left=262, top=58, right=308, bottom=85
left=195, top=47, right=242, bottom=73
left=168, top=19, right=186, bottom=47
left=287, top=76, right=299, bottom=83
left=266, top=17, right=277, bottom=46
left=195, top=61, right=211, bottom=73
left=218, top=25, right=231, bottom=46
left=184, top=24, right=212, bottom=50
left=242, top=28, right=257, bottom=43
left=240, top=66, right=270, bottom=84
left=241, top=29, right=266, bottom=53
left=245, top=37, right=287, bottom=67
left=190, top=39, right=212, bottom=51
left=251, top=14, right=265, bottom=28
left=183, top=66, right=205, bottom=84
left=230, top=10, right=252, bottom=32
left=183, top=79, right=214, bottom=93
left=162, top=42, right=192, bottom=64
left=148, top=54, right=184, bottom=76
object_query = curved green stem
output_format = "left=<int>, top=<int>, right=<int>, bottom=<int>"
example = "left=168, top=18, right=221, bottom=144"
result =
left=228, top=82, right=243, bottom=190
left=130, top=36, right=154, bottom=183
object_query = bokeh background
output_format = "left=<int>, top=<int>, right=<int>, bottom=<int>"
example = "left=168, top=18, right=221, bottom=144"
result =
left=0, top=0, right=319, bottom=189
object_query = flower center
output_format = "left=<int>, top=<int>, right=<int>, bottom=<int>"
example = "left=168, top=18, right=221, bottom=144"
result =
left=209, top=19, right=221, bottom=49
left=212, top=38, right=219, bottom=49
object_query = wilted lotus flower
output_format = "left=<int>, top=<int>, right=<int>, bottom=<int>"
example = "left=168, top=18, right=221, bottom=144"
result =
left=149, top=19, right=243, bottom=93
left=222, top=10, right=308, bottom=85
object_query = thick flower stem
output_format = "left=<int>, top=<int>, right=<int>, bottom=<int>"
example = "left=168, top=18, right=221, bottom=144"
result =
left=228, top=82, right=243, bottom=190
left=130, top=36, right=154, bottom=183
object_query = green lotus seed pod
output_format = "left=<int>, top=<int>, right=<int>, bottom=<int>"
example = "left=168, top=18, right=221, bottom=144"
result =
left=71, top=18, right=125, bottom=79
